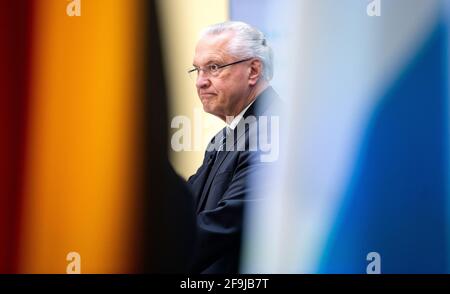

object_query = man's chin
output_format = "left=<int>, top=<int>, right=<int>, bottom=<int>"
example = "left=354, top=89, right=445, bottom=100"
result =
left=201, top=101, right=213, bottom=113
left=202, top=103, right=222, bottom=118
left=202, top=105, right=215, bottom=115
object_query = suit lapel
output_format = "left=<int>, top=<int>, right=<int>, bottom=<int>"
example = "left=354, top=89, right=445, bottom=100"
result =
left=196, top=145, right=232, bottom=213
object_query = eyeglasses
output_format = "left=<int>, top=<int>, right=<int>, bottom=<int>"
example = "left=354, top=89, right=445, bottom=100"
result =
left=188, top=58, right=252, bottom=80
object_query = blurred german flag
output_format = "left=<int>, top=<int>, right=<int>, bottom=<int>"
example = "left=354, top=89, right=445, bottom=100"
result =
left=0, top=0, right=228, bottom=274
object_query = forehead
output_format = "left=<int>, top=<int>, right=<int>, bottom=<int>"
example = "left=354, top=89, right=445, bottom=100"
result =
left=193, top=32, right=235, bottom=65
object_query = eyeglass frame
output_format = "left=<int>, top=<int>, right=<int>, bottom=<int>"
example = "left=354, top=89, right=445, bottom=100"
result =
left=187, top=57, right=253, bottom=79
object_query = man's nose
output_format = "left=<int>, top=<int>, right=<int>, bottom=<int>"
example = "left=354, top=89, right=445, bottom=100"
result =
left=196, top=71, right=211, bottom=89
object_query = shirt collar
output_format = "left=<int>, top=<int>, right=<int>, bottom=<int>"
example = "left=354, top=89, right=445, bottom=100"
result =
left=227, top=99, right=256, bottom=130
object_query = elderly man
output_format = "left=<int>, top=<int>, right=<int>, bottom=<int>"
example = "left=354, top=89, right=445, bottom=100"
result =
left=187, top=21, right=281, bottom=273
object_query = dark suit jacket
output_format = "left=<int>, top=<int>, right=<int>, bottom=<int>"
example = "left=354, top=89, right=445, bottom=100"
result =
left=187, top=86, right=281, bottom=273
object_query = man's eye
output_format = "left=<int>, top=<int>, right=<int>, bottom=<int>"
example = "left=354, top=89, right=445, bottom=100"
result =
left=208, top=64, right=219, bottom=72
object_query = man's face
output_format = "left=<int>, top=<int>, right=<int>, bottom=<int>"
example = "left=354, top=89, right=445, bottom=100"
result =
left=193, top=32, right=251, bottom=119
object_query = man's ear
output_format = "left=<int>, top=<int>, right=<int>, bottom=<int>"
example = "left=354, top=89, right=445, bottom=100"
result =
left=248, top=59, right=263, bottom=86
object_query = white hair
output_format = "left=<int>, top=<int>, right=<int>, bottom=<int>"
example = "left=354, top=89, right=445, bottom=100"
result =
left=200, top=21, right=274, bottom=81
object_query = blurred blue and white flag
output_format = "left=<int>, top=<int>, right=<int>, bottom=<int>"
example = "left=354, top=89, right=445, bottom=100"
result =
left=234, top=0, right=450, bottom=273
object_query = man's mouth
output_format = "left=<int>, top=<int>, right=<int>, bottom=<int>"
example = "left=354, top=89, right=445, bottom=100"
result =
left=200, top=93, right=217, bottom=99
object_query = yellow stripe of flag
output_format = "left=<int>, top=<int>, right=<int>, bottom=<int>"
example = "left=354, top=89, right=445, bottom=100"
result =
left=20, top=0, right=140, bottom=273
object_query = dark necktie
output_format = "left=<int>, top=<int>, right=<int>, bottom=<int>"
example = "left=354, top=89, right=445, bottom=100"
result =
left=204, top=127, right=229, bottom=167
left=214, top=127, right=230, bottom=163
